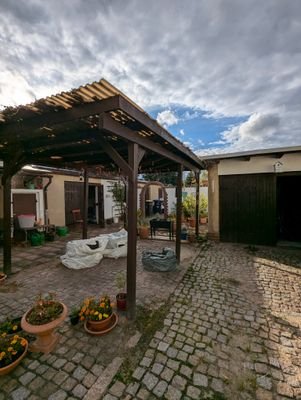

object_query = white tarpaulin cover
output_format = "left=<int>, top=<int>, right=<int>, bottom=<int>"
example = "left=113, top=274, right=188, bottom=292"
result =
left=60, top=229, right=127, bottom=269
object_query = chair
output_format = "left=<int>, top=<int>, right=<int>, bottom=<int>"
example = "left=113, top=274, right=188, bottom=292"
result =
left=71, top=209, right=83, bottom=226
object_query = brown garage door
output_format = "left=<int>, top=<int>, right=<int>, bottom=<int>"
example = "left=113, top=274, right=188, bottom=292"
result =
left=219, top=173, right=277, bottom=245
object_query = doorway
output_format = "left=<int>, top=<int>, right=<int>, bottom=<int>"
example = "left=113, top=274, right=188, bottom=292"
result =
left=277, top=175, right=301, bottom=242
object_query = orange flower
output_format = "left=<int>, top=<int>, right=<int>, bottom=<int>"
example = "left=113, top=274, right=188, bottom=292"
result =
left=80, top=316, right=85, bottom=321
left=100, top=302, right=105, bottom=308
left=21, top=339, right=27, bottom=347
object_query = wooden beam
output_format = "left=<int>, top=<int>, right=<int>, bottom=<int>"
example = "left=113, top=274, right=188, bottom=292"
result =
left=126, top=143, right=139, bottom=320
left=195, top=171, right=200, bottom=237
left=83, top=168, right=89, bottom=239
left=98, top=137, right=133, bottom=176
left=117, top=96, right=203, bottom=169
left=100, top=114, right=198, bottom=171
left=0, top=96, right=120, bottom=140
left=137, top=147, right=146, bottom=165
left=2, top=172, right=12, bottom=275
left=176, top=164, right=183, bottom=263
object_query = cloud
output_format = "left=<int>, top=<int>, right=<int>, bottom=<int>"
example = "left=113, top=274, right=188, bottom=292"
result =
left=179, top=129, right=185, bottom=136
left=157, top=109, right=179, bottom=127
left=0, top=0, right=300, bottom=152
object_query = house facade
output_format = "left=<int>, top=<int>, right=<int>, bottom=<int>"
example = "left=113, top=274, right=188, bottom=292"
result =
left=204, top=146, right=301, bottom=245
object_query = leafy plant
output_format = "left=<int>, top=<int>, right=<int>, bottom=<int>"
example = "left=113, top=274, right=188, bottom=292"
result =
left=200, top=193, right=208, bottom=217
left=115, top=271, right=126, bottom=291
left=0, top=317, right=21, bottom=335
left=26, top=293, right=63, bottom=325
left=109, top=182, right=126, bottom=217
left=0, top=333, right=27, bottom=368
left=182, top=194, right=196, bottom=218
left=79, top=295, right=112, bottom=322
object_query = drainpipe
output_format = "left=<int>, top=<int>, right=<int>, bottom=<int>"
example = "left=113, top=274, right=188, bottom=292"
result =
left=43, top=176, right=53, bottom=225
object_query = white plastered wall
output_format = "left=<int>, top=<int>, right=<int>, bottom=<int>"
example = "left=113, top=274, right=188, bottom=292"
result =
left=218, top=153, right=301, bottom=175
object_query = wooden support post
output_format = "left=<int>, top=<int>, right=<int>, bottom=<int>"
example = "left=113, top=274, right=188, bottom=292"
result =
left=83, top=168, right=88, bottom=239
left=126, top=143, right=139, bottom=320
left=2, top=173, right=12, bottom=275
left=176, top=164, right=183, bottom=263
left=195, top=171, right=200, bottom=237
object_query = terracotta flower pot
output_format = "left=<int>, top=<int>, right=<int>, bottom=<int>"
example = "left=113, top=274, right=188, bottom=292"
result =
left=21, top=303, right=68, bottom=354
left=188, top=218, right=196, bottom=228
left=200, top=217, right=207, bottom=224
left=0, top=339, right=28, bottom=376
left=87, top=313, right=114, bottom=332
left=116, top=293, right=126, bottom=311
left=139, top=226, right=149, bottom=239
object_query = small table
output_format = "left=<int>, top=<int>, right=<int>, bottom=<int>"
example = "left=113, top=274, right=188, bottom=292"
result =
left=150, top=219, right=173, bottom=240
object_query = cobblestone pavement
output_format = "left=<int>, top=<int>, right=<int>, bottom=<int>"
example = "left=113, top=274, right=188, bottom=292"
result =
left=0, top=226, right=196, bottom=399
left=103, top=242, right=301, bottom=400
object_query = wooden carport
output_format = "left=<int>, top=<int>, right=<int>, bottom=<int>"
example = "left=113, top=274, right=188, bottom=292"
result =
left=0, top=79, right=204, bottom=319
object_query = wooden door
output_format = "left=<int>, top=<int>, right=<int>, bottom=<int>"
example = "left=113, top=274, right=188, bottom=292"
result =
left=219, top=174, right=277, bottom=245
left=64, top=181, right=84, bottom=225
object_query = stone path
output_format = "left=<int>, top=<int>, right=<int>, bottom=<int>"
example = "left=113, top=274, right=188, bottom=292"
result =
left=103, top=242, right=301, bottom=400
left=0, top=226, right=196, bottom=400
left=1, top=236, right=301, bottom=399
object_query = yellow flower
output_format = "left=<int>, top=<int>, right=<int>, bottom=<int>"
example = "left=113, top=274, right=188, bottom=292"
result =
left=94, top=311, right=99, bottom=315
left=103, top=313, right=109, bottom=319
left=7, top=347, right=13, bottom=352
left=1, top=332, right=7, bottom=337
left=98, top=313, right=103, bottom=320
left=12, top=325, right=18, bottom=331
left=12, top=351, right=17, bottom=355
left=13, top=335, right=19, bottom=340
left=11, top=339, right=17, bottom=345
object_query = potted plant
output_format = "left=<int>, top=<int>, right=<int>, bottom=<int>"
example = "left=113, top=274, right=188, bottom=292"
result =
left=0, top=333, right=28, bottom=376
left=21, top=293, right=68, bottom=354
left=69, top=306, right=81, bottom=326
left=200, top=194, right=208, bottom=224
left=182, top=194, right=196, bottom=227
left=109, top=182, right=126, bottom=224
left=115, top=271, right=126, bottom=311
left=137, top=210, right=149, bottom=239
left=0, top=317, right=22, bottom=335
left=79, top=295, right=115, bottom=333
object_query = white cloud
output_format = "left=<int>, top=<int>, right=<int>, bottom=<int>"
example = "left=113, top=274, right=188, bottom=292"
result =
left=179, top=129, right=185, bottom=136
left=0, top=0, right=301, bottom=152
left=157, top=109, right=179, bottom=127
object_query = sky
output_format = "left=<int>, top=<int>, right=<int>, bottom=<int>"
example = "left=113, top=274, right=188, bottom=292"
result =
left=0, top=0, right=301, bottom=156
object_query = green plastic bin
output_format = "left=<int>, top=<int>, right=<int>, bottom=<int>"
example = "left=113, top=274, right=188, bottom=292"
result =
left=56, top=226, right=68, bottom=237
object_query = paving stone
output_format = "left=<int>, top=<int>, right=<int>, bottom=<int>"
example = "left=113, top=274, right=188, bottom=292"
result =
left=39, top=382, right=58, bottom=398
left=193, top=372, right=208, bottom=388
left=165, top=384, right=182, bottom=400
left=142, top=372, right=158, bottom=391
left=136, top=387, right=150, bottom=399
left=180, top=364, right=193, bottom=379
left=167, top=359, right=180, bottom=371
left=210, top=377, right=224, bottom=393
left=140, top=357, right=152, bottom=367
left=157, top=341, right=169, bottom=352
left=53, top=370, right=69, bottom=385
left=103, top=395, right=117, bottom=400
left=11, top=387, right=30, bottom=400
left=109, top=381, right=126, bottom=397
left=73, top=365, right=88, bottom=381
left=186, top=385, right=202, bottom=399
left=61, top=377, right=78, bottom=391
left=151, top=362, right=164, bottom=376
left=153, top=380, right=168, bottom=397
left=277, top=382, right=294, bottom=398
left=72, top=383, right=88, bottom=398
left=48, top=389, right=68, bottom=400
left=90, top=364, right=104, bottom=376
left=160, top=366, right=174, bottom=382
left=133, top=366, right=146, bottom=380
left=155, top=352, right=167, bottom=364
left=53, top=358, right=67, bottom=369
left=172, top=374, right=187, bottom=391
left=257, top=375, right=272, bottom=391
left=28, top=376, right=46, bottom=391
left=19, top=371, right=36, bottom=385
left=82, top=372, right=97, bottom=388
left=126, top=382, right=140, bottom=396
